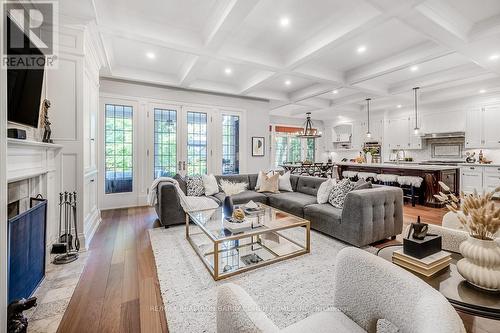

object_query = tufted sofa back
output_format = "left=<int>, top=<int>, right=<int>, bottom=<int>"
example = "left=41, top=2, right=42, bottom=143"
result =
left=295, top=175, right=327, bottom=197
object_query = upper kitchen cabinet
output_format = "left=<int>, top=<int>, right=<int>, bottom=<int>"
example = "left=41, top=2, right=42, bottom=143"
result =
left=385, top=116, right=421, bottom=150
left=465, top=104, right=500, bottom=149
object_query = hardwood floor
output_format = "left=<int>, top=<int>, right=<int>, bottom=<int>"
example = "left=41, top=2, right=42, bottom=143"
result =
left=57, top=204, right=499, bottom=333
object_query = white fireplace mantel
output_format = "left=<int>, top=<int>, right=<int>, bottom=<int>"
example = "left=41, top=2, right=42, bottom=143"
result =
left=7, top=138, right=62, bottom=183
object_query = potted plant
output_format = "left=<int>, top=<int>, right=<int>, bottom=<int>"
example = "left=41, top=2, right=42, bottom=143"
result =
left=362, top=147, right=377, bottom=164
left=435, top=183, right=500, bottom=291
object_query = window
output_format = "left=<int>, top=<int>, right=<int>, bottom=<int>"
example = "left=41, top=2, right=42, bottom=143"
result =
left=274, top=136, right=288, bottom=167
left=288, top=137, right=302, bottom=163
left=306, top=138, right=315, bottom=162
left=105, top=104, right=133, bottom=194
left=186, top=111, right=207, bottom=176
left=222, top=115, right=240, bottom=174
left=154, top=108, right=177, bottom=178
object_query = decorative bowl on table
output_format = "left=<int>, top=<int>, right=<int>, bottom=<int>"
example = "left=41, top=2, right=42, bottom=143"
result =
left=224, top=208, right=252, bottom=232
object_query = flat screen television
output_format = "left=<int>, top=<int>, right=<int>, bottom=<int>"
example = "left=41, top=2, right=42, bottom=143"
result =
left=7, top=16, right=45, bottom=128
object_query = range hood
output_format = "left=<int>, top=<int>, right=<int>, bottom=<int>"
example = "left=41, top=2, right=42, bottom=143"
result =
left=421, top=132, right=465, bottom=139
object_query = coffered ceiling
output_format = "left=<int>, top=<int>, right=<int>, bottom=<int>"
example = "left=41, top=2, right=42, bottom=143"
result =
left=60, top=0, right=500, bottom=119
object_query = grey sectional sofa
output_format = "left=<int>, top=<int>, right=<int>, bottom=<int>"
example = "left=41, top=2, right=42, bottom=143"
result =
left=155, top=174, right=403, bottom=247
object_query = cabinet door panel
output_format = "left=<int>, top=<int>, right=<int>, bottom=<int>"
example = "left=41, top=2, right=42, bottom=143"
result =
left=465, top=108, right=482, bottom=148
left=460, top=167, right=483, bottom=194
left=483, top=106, right=500, bottom=148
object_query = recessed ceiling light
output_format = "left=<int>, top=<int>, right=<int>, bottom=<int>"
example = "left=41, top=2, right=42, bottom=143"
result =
left=410, top=65, right=419, bottom=72
left=357, top=45, right=367, bottom=54
left=489, top=54, right=499, bottom=61
left=280, top=17, right=290, bottom=27
left=479, top=89, right=486, bottom=94
left=285, top=80, right=291, bottom=86
left=397, top=104, right=402, bottom=108
left=224, top=67, right=232, bottom=75
left=146, top=52, right=156, bottom=59
left=332, top=90, right=338, bottom=94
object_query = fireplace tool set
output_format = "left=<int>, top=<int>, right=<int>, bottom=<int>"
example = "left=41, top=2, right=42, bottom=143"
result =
left=52, top=191, right=80, bottom=264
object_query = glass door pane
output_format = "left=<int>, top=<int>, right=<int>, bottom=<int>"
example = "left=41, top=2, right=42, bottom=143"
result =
left=154, top=108, right=177, bottom=178
left=105, top=104, right=133, bottom=194
left=186, top=111, right=207, bottom=176
left=275, top=135, right=288, bottom=168
left=222, top=115, right=239, bottom=174
left=288, top=137, right=302, bottom=163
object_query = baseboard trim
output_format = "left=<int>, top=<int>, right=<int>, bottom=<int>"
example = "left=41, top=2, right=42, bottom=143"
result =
left=83, top=208, right=101, bottom=250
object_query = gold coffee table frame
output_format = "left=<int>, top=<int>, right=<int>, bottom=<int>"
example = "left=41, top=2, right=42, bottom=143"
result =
left=185, top=204, right=310, bottom=280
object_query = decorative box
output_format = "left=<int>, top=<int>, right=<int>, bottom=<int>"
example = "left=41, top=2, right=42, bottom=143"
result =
left=224, top=218, right=252, bottom=233
left=403, top=235, right=442, bottom=259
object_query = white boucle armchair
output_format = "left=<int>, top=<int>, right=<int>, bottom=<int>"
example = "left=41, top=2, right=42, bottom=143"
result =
left=217, top=248, right=465, bottom=333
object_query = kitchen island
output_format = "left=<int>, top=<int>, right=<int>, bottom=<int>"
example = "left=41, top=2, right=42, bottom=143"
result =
left=336, top=162, right=459, bottom=207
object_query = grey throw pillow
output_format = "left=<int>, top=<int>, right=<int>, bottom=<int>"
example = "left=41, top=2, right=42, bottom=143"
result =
left=353, top=179, right=372, bottom=191
left=186, top=175, right=204, bottom=196
left=328, top=179, right=355, bottom=208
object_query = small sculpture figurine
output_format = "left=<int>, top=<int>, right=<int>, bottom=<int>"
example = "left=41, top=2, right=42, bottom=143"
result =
left=40, top=99, right=53, bottom=143
left=465, top=151, right=476, bottom=163
left=7, top=297, right=37, bottom=333
left=407, top=216, right=429, bottom=240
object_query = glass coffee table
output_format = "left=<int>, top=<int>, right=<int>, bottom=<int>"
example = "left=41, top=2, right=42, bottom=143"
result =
left=185, top=203, right=311, bottom=280
left=378, top=245, right=500, bottom=320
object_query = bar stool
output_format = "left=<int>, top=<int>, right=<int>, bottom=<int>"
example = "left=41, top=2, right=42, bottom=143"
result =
left=397, top=176, right=423, bottom=207
left=377, top=174, right=399, bottom=186
left=342, top=170, right=358, bottom=181
left=357, top=172, right=378, bottom=183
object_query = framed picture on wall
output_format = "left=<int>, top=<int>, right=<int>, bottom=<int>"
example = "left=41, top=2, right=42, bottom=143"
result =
left=252, top=137, right=265, bottom=156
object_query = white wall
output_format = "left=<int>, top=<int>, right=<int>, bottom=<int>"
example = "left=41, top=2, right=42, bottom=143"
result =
left=99, top=79, right=271, bottom=208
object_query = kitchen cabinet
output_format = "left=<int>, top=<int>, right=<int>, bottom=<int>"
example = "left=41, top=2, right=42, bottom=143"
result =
left=386, top=116, right=421, bottom=150
left=483, top=167, right=500, bottom=198
left=460, top=166, right=483, bottom=194
left=465, top=104, right=500, bottom=149
left=420, top=109, right=465, bottom=134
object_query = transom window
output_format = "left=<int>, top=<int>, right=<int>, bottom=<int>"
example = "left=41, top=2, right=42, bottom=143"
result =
left=154, top=108, right=177, bottom=178
left=222, top=115, right=240, bottom=175
left=105, top=104, right=133, bottom=194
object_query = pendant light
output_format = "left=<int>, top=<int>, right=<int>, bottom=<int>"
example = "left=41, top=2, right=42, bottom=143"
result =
left=297, top=112, right=322, bottom=138
left=365, top=98, right=372, bottom=138
left=413, top=87, right=420, bottom=135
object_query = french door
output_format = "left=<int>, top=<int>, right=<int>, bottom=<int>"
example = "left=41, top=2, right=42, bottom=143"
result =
left=151, top=104, right=213, bottom=178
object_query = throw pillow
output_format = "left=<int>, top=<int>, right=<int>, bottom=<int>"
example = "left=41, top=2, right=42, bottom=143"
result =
left=202, top=174, right=219, bottom=196
left=186, top=175, right=204, bottom=196
left=255, top=170, right=273, bottom=190
left=278, top=171, right=293, bottom=192
left=257, top=173, right=280, bottom=193
left=220, top=179, right=247, bottom=196
left=328, top=178, right=355, bottom=208
left=353, top=179, right=373, bottom=191
left=316, top=178, right=336, bottom=204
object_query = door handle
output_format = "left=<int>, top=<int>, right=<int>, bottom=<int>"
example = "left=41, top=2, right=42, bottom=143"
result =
left=178, top=161, right=182, bottom=170
left=183, top=161, right=186, bottom=171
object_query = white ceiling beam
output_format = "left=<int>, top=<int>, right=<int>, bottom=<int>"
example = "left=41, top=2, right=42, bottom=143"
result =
left=296, top=97, right=331, bottom=109
left=389, top=64, right=488, bottom=94
left=288, top=83, right=335, bottom=103
left=239, top=72, right=277, bottom=95
left=346, top=41, right=452, bottom=84
left=469, top=14, right=500, bottom=41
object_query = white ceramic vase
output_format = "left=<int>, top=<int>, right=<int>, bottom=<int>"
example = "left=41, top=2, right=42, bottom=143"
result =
left=457, top=236, right=500, bottom=291
left=365, top=152, right=372, bottom=164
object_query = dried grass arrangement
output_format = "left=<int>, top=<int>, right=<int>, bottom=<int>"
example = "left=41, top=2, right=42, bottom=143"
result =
left=434, top=182, right=500, bottom=241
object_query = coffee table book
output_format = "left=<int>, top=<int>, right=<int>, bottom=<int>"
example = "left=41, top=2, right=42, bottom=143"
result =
left=392, top=249, right=451, bottom=277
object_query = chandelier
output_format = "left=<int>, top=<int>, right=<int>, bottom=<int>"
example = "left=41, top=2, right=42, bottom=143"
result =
left=296, top=112, right=322, bottom=138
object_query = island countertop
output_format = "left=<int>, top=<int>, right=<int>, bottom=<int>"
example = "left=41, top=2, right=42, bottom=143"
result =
left=334, top=162, right=460, bottom=171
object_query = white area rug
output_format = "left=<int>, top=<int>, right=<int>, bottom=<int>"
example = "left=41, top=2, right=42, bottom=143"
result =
left=149, top=225, right=377, bottom=333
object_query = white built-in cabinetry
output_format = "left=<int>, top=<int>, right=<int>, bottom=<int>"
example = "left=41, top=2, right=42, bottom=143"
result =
left=47, top=22, right=104, bottom=249
left=465, top=104, right=500, bottom=149
left=385, top=116, right=421, bottom=150
left=460, top=165, right=500, bottom=197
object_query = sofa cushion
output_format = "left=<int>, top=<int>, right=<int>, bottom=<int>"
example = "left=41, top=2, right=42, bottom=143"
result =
left=174, top=174, right=187, bottom=195
left=214, top=190, right=268, bottom=205
left=303, top=203, right=343, bottom=226
left=296, top=176, right=327, bottom=197
left=248, top=174, right=258, bottom=190
left=267, top=192, right=317, bottom=217
left=290, top=174, right=300, bottom=191
left=281, top=308, right=365, bottom=333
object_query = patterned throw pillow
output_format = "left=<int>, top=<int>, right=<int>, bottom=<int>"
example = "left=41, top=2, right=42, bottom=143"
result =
left=328, top=179, right=355, bottom=208
left=186, top=175, right=204, bottom=196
